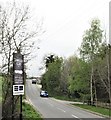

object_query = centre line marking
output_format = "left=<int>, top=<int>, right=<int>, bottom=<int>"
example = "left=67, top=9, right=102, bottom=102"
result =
left=57, top=108, right=66, bottom=113
left=48, top=103, right=54, bottom=107
left=72, top=114, right=78, bottom=118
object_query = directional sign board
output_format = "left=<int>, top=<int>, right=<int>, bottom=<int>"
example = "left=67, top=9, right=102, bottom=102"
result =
left=13, top=53, right=24, bottom=95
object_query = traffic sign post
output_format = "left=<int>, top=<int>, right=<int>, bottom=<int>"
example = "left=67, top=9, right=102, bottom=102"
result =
left=13, top=53, right=24, bottom=95
left=13, top=85, right=24, bottom=95
left=12, top=53, right=24, bottom=120
left=109, top=2, right=111, bottom=119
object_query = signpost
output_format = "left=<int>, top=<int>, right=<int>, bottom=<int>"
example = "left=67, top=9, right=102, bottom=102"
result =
left=109, top=2, right=111, bottom=119
left=13, top=53, right=24, bottom=120
left=13, top=53, right=24, bottom=95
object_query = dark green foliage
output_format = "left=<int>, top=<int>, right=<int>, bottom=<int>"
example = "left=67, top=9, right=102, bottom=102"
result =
left=45, top=54, right=55, bottom=68
left=66, top=56, right=91, bottom=100
left=41, top=55, right=63, bottom=96
left=41, top=18, right=111, bottom=105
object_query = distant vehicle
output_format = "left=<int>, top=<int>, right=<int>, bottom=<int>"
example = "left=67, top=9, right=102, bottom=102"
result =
left=40, top=90, right=48, bottom=97
left=32, top=79, right=36, bottom=84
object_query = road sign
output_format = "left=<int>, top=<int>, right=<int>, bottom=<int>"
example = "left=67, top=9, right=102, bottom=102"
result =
left=13, top=53, right=24, bottom=85
left=13, top=85, right=24, bottom=95
left=14, top=73, right=23, bottom=84
left=14, top=53, right=23, bottom=70
left=13, top=53, right=24, bottom=95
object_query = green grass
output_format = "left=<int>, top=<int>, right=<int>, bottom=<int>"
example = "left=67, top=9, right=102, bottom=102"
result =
left=0, top=76, right=2, bottom=102
left=22, top=101, right=43, bottom=120
left=54, top=95, right=111, bottom=117
left=73, top=104, right=111, bottom=117
left=54, top=96, right=73, bottom=101
left=54, top=95, right=81, bottom=102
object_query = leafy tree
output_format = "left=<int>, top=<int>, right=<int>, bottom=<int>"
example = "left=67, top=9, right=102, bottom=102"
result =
left=65, top=56, right=90, bottom=100
left=96, top=43, right=111, bottom=103
left=45, top=54, right=55, bottom=68
left=59, top=59, right=70, bottom=96
left=41, top=55, right=63, bottom=96
left=0, top=2, right=44, bottom=118
left=80, top=18, right=103, bottom=104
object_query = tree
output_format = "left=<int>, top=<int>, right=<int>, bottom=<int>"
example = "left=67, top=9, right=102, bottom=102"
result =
left=64, top=55, right=90, bottom=100
left=96, top=43, right=111, bottom=103
left=0, top=2, right=44, bottom=118
left=80, top=18, right=103, bottom=104
left=41, top=55, right=63, bottom=96
left=59, top=59, right=70, bottom=96
left=45, top=54, right=55, bottom=68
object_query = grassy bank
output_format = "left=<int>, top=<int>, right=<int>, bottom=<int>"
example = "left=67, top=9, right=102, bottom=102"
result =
left=54, top=95, right=111, bottom=117
left=0, top=76, right=2, bottom=102
left=54, top=96, right=74, bottom=101
left=22, top=101, right=43, bottom=120
left=54, top=95, right=81, bottom=102
left=73, top=104, right=111, bottom=117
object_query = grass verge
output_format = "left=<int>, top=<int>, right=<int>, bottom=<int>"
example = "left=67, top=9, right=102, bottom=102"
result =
left=54, top=95, right=111, bottom=117
left=0, top=76, right=2, bottom=103
left=73, top=104, right=111, bottom=117
left=22, top=101, right=43, bottom=120
left=54, top=95, right=80, bottom=102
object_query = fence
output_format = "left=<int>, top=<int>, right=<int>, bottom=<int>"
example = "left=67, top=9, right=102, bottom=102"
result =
left=85, top=100, right=111, bottom=109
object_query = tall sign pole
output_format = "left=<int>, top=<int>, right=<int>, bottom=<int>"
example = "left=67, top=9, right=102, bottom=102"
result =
left=13, top=53, right=24, bottom=120
left=109, top=2, right=111, bottom=119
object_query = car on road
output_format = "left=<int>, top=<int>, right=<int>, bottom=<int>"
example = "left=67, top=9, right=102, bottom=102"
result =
left=32, top=79, right=36, bottom=84
left=40, top=90, right=48, bottom=97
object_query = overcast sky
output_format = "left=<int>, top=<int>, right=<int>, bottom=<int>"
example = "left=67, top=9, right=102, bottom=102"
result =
left=1, top=0, right=110, bottom=76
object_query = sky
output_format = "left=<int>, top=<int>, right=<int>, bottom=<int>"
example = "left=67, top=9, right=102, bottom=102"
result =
left=0, top=0, right=110, bottom=76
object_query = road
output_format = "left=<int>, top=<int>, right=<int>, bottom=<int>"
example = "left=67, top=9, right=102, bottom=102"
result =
left=25, top=79, right=108, bottom=119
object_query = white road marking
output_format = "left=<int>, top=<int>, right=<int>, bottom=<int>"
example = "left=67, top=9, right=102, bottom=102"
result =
left=48, top=103, right=54, bottom=107
left=57, top=107, right=66, bottom=113
left=26, top=97, right=35, bottom=108
left=72, top=114, right=78, bottom=118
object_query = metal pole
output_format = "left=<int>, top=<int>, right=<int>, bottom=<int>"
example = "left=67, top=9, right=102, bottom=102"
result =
left=108, top=44, right=111, bottom=119
left=109, top=2, right=111, bottom=119
left=20, top=54, right=24, bottom=120
left=12, top=95, right=14, bottom=120
left=12, top=53, right=14, bottom=120
left=20, top=95, right=22, bottom=120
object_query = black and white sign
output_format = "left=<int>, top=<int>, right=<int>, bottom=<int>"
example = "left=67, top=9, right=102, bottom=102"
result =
left=13, top=85, right=24, bottom=95
left=14, top=73, right=23, bottom=84
left=13, top=53, right=24, bottom=95
left=14, top=53, right=23, bottom=70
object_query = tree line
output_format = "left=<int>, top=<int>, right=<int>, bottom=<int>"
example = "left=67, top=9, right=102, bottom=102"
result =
left=41, top=19, right=111, bottom=105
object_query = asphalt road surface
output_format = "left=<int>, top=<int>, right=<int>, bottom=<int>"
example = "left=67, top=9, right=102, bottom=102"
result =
left=25, top=79, right=108, bottom=119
